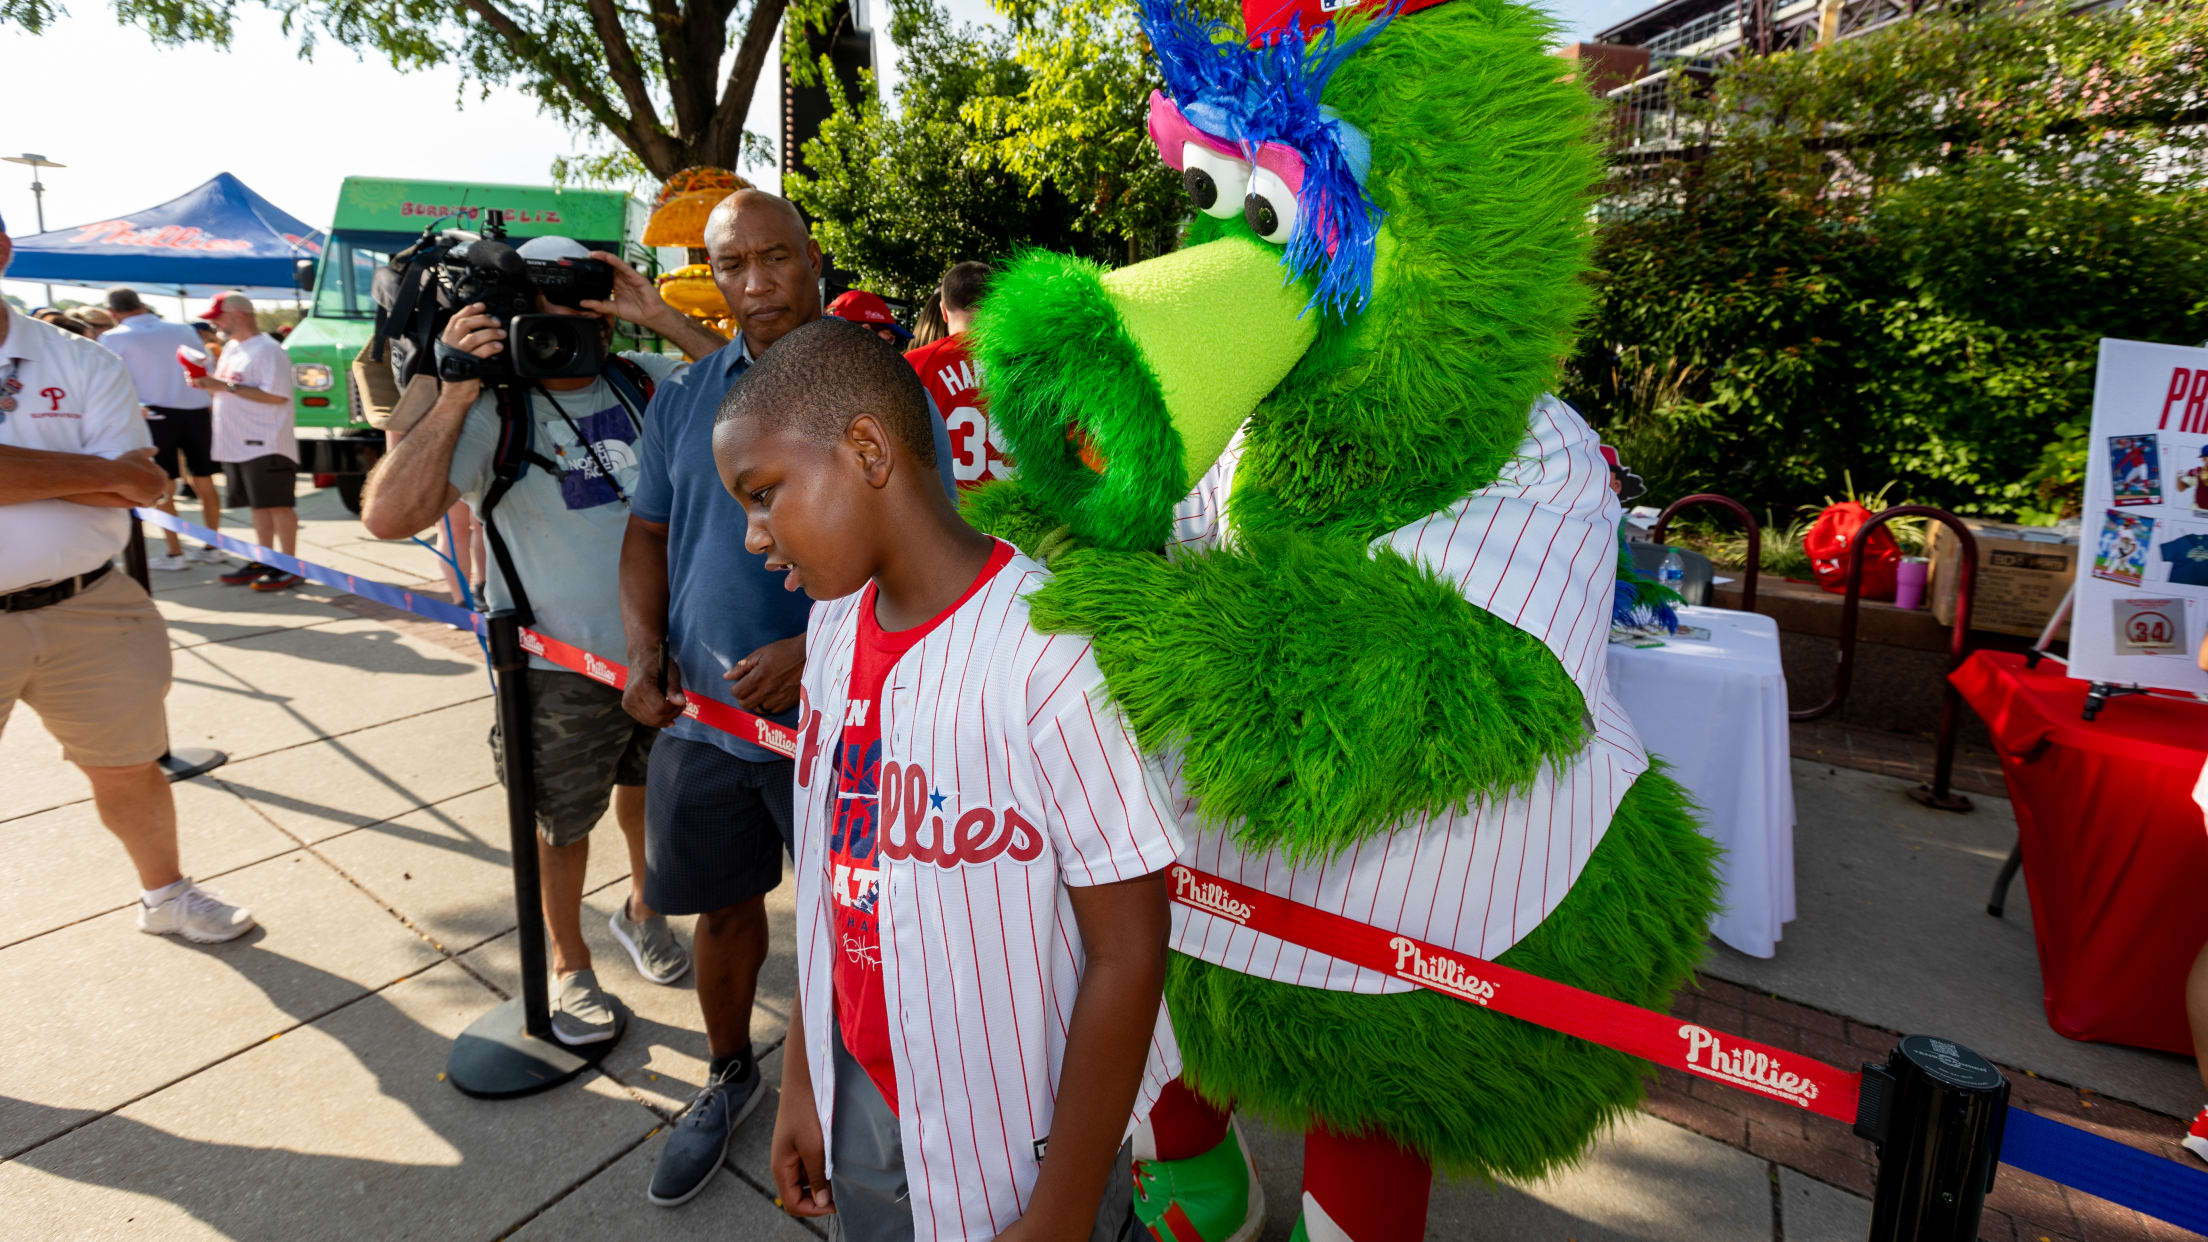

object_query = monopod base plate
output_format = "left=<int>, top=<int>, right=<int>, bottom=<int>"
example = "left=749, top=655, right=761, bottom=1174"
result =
left=447, top=995, right=624, bottom=1099
left=1907, top=784, right=1973, bottom=813
left=160, top=748, right=228, bottom=783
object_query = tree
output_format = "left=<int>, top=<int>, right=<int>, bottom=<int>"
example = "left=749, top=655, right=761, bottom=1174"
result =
left=786, top=0, right=1110, bottom=299
left=2, top=0, right=828, bottom=180
left=1566, top=2, right=2208, bottom=523
left=967, top=0, right=1232, bottom=261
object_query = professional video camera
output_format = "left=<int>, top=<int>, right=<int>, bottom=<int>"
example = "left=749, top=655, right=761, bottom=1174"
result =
left=366, top=212, right=615, bottom=399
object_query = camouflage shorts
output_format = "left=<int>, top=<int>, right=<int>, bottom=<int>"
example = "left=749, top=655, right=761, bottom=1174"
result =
left=490, top=668, right=656, bottom=847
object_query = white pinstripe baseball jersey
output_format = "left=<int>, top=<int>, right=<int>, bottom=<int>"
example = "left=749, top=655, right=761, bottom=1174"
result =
left=789, top=543, right=1185, bottom=1240
left=1163, top=394, right=1651, bottom=992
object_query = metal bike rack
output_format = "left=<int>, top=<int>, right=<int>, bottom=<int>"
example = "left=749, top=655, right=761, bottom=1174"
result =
left=1788, top=505, right=1979, bottom=812
left=1650, top=492, right=1761, bottom=612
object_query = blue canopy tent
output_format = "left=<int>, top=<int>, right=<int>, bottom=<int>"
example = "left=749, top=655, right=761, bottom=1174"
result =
left=7, top=172, right=323, bottom=295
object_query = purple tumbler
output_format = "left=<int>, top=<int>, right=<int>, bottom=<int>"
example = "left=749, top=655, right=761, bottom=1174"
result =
left=1895, top=556, right=1928, bottom=610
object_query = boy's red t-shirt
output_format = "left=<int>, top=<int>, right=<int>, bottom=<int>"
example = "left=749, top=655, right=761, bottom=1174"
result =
left=905, top=333, right=1010, bottom=488
left=827, top=539, right=1016, bottom=1114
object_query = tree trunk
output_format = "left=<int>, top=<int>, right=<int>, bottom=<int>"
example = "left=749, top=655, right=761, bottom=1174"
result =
left=622, top=0, right=793, bottom=181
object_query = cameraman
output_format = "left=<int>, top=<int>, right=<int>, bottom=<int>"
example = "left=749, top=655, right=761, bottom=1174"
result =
left=358, top=236, right=688, bottom=1048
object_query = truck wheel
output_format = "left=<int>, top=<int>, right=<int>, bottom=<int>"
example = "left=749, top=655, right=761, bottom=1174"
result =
left=337, top=473, right=367, bottom=514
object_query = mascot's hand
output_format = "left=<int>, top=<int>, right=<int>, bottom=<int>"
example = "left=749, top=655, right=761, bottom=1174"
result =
left=1032, top=533, right=1589, bottom=860
left=960, top=478, right=1076, bottom=563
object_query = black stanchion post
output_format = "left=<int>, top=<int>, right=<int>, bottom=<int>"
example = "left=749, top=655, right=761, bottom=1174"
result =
left=1857, top=1035, right=2010, bottom=1242
left=128, top=512, right=230, bottom=783
left=446, top=611, right=624, bottom=1097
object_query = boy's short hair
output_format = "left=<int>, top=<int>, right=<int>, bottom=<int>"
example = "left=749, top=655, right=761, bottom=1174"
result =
left=717, top=317, right=937, bottom=466
left=939, top=261, right=992, bottom=315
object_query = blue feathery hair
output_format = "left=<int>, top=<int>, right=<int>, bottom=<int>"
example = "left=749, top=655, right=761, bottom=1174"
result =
left=1139, top=0, right=1392, bottom=318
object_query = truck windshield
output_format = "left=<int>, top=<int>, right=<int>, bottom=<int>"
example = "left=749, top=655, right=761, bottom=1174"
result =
left=313, top=237, right=392, bottom=319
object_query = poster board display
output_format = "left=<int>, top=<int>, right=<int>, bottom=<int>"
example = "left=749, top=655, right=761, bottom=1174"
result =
left=2069, top=338, right=2208, bottom=693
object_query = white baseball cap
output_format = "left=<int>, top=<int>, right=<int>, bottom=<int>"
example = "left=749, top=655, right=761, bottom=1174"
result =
left=515, top=235, right=592, bottom=261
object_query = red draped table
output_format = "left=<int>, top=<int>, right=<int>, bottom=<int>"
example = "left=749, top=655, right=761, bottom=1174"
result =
left=1950, top=651, right=2208, bottom=1054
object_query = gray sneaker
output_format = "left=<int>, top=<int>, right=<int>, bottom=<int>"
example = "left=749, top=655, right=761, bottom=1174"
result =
left=551, top=968, right=619, bottom=1046
left=648, top=1058, right=763, bottom=1207
left=609, top=900, right=692, bottom=985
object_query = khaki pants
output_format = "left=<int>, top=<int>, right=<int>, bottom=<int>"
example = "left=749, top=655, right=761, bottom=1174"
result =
left=0, top=570, right=172, bottom=767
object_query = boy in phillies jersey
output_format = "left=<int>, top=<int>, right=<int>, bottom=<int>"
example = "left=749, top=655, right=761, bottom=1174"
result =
left=715, top=318, right=1182, bottom=1241
left=904, top=261, right=1010, bottom=489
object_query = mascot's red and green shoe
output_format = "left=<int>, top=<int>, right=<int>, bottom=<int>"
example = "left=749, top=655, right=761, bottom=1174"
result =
left=962, top=0, right=1723, bottom=1236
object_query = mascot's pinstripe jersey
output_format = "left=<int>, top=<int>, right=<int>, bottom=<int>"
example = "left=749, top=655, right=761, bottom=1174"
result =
left=961, top=0, right=1723, bottom=1230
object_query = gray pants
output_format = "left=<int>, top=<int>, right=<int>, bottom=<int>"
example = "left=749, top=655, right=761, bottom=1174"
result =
left=826, top=1027, right=1137, bottom=1242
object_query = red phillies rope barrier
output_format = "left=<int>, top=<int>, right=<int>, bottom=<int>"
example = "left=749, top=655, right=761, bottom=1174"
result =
left=514, top=625, right=799, bottom=761
left=1167, top=864, right=1865, bottom=1124
left=470, top=592, right=1873, bottom=1125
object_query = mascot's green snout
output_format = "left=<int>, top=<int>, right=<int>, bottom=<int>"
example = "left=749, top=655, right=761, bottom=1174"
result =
left=966, top=0, right=1723, bottom=1236
left=972, top=232, right=1319, bottom=552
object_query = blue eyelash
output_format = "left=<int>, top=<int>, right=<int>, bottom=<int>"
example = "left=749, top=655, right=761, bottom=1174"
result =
left=1139, top=0, right=1393, bottom=319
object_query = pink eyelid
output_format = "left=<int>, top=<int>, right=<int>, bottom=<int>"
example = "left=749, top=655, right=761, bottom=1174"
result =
left=1147, top=90, right=1306, bottom=197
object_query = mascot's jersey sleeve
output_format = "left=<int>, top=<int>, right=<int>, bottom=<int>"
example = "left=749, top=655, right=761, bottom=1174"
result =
left=1162, top=396, right=1655, bottom=991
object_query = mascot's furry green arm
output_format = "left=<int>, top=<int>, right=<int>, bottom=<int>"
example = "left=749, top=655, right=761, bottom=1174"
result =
left=960, top=0, right=1722, bottom=1213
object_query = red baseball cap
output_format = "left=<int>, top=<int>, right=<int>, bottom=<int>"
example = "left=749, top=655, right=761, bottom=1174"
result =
left=1241, top=0, right=1451, bottom=45
left=827, top=289, right=911, bottom=340
left=198, top=291, right=254, bottom=320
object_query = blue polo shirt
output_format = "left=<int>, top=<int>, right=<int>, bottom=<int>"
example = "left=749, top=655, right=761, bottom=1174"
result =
left=632, top=335, right=960, bottom=762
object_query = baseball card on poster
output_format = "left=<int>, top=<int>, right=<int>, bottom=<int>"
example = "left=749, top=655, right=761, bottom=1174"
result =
left=2070, top=338, right=2208, bottom=694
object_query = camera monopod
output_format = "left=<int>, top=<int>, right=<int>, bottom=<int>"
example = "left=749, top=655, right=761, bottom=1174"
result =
left=445, top=607, right=629, bottom=1097
left=123, top=519, right=230, bottom=783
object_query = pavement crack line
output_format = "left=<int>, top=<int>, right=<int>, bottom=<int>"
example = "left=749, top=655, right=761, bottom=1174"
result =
left=0, top=956, right=502, bottom=1164
left=0, top=779, right=503, bottom=953
left=1, top=695, right=492, bottom=828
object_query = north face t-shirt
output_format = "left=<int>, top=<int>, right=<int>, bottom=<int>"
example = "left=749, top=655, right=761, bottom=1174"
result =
left=2160, top=532, right=2208, bottom=588
left=447, top=351, right=685, bottom=670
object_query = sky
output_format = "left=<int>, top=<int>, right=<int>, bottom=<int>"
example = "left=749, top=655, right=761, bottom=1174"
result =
left=0, top=0, right=1641, bottom=312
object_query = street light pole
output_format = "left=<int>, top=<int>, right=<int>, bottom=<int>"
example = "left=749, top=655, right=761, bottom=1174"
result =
left=3, top=153, right=66, bottom=306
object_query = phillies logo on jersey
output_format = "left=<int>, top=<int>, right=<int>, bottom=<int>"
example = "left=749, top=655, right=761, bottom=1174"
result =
left=879, top=759, right=1045, bottom=867
left=795, top=692, right=826, bottom=787
left=1677, top=1024, right=1820, bottom=1106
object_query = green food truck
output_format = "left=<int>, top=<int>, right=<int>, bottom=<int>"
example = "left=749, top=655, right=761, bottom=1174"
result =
left=284, top=177, right=654, bottom=510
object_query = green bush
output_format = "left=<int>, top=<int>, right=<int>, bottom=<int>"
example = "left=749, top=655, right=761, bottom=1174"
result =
left=1566, top=3, right=2208, bottom=524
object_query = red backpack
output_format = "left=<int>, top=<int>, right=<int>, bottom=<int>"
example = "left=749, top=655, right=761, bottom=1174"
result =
left=1805, top=501, right=1900, bottom=600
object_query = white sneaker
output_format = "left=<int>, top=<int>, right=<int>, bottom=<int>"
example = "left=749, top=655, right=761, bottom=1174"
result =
left=189, top=546, right=227, bottom=564
left=148, top=553, right=191, bottom=571
left=137, top=879, right=256, bottom=943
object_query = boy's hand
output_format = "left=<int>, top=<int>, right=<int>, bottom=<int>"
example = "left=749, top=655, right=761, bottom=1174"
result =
left=623, top=647, right=687, bottom=726
left=727, top=635, right=804, bottom=714
left=769, top=1084, right=835, bottom=1217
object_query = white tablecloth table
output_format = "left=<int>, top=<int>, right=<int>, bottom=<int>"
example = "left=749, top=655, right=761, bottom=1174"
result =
left=1605, top=605, right=1796, bottom=957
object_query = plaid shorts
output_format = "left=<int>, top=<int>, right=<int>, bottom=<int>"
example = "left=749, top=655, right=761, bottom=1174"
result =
left=490, top=668, right=655, bottom=847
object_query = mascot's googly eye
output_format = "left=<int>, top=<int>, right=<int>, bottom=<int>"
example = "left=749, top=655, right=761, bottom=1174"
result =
left=1182, top=143, right=1251, bottom=219
left=1244, top=166, right=1299, bottom=244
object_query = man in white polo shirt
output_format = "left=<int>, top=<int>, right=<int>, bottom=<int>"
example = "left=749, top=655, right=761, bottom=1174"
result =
left=191, top=291, right=299, bottom=591
left=0, top=219, right=256, bottom=943
left=100, top=287, right=223, bottom=571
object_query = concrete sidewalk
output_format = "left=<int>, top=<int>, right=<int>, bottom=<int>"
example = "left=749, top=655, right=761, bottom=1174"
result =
left=0, top=489, right=2194, bottom=1240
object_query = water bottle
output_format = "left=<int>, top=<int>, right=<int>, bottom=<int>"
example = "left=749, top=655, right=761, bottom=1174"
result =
left=1660, top=548, right=1685, bottom=594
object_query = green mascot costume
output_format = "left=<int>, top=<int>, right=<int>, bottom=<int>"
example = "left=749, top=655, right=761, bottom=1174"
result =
left=962, top=0, right=1723, bottom=1235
